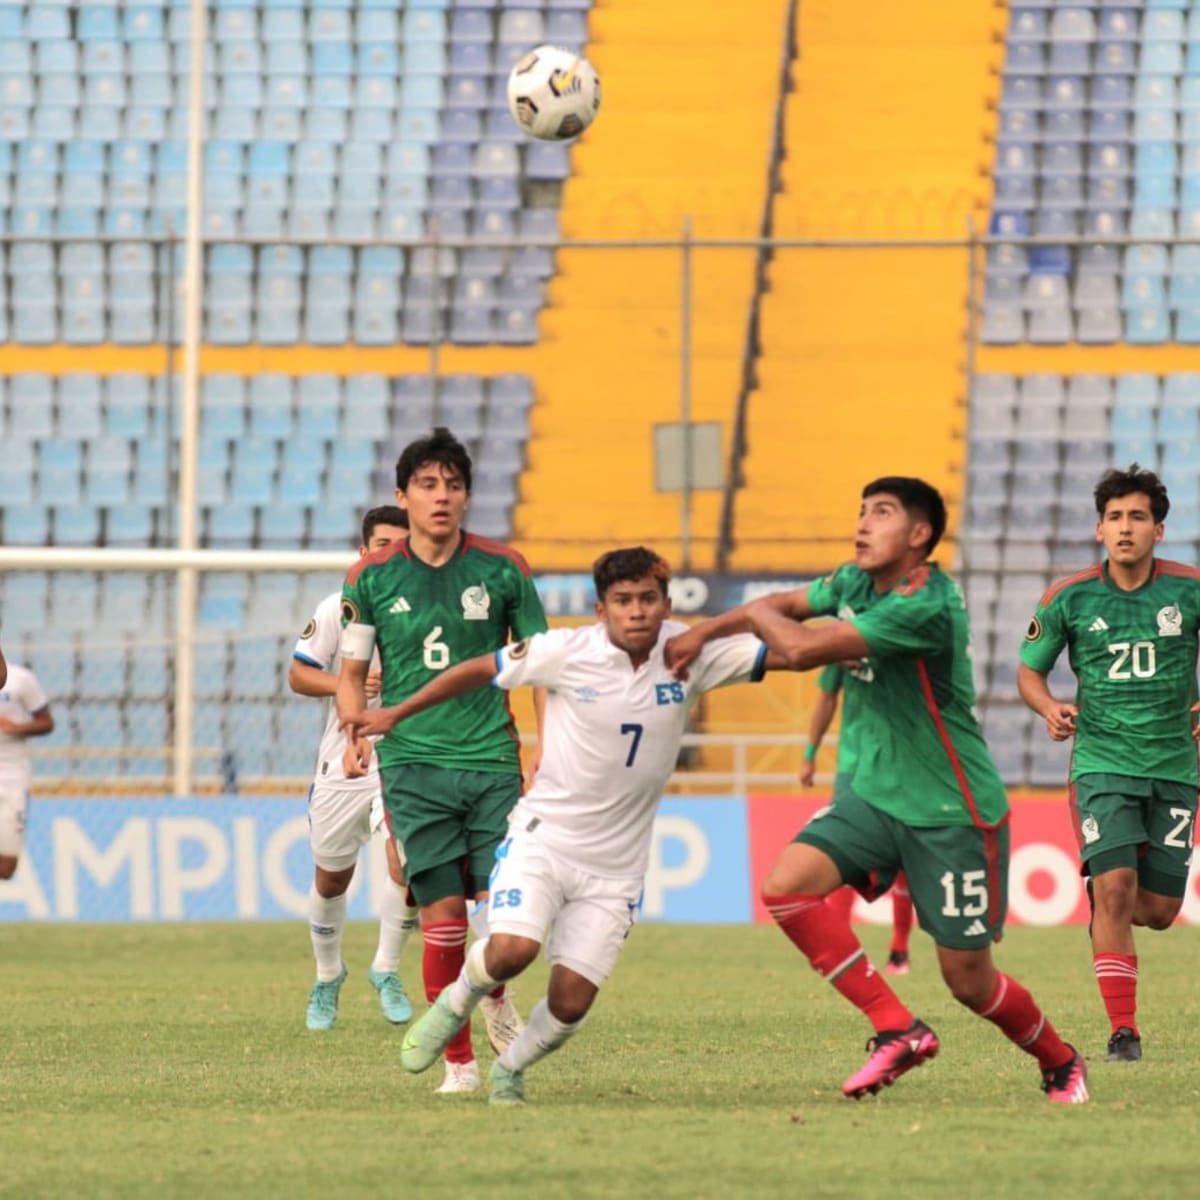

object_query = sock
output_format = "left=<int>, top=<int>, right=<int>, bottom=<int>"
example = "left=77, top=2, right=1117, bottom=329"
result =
left=825, top=886, right=856, bottom=920
left=446, top=937, right=500, bottom=1018
left=890, top=876, right=914, bottom=955
left=308, top=888, right=347, bottom=983
left=499, top=997, right=584, bottom=1073
left=467, top=899, right=506, bottom=1001
left=1094, top=953, right=1139, bottom=1036
left=371, top=879, right=419, bottom=974
left=973, top=972, right=1073, bottom=1071
left=764, top=892, right=912, bottom=1034
left=423, top=919, right=473, bottom=1063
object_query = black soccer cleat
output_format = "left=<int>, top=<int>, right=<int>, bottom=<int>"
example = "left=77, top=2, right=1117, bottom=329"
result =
left=1105, top=1027, right=1142, bottom=1063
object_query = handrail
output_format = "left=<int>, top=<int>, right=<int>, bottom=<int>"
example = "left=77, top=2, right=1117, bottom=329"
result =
left=717, top=0, right=802, bottom=570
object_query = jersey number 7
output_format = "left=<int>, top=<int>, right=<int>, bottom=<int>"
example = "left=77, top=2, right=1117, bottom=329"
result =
left=620, top=723, right=643, bottom=767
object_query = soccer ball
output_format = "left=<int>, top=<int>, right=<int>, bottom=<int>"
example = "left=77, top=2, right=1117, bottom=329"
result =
left=506, top=45, right=601, bottom=141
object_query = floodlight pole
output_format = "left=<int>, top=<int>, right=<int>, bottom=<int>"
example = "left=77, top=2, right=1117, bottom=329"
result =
left=173, top=0, right=208, bottom=798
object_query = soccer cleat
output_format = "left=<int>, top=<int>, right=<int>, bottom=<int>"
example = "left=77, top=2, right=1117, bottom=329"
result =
left=435, top=1059, right=481, bottom=1095
left=305, top=965, right=348, bottom=1031
left=885, top=950, right=911, bottom=976
left=401, top=991, right=469, bottom=1074
left=1042, top=1046, right=1089, bottom=1104
left=1105, top=1027, right=1142, bottom=1063
left=489, top=1060, right=526, bottom=1107
left=480, top=988, right=524, bottom=1055
left=367, top=967, right=413, bottom=1025
left=841, top=1019, right=940, bottom=1099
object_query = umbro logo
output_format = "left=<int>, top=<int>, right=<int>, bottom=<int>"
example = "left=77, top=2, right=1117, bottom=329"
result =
left=963, top=919, right=988, bottom=937
left=389, top=597, right=412, bottom=614
left=1088, top=617, right=1108, bottom=633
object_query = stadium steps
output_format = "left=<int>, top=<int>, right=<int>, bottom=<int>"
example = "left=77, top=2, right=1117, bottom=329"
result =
left=511, top=0, right=791, bottom=571
left=725, top=0, right=1003, bottom=573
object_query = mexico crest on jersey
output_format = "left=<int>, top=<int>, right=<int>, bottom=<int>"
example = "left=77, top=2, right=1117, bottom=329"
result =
left=1156, top=604, right=1183, bottom=637
left=1081, top=815, right=1101, bottom=844
left=462, top=584, right=490, bottom=620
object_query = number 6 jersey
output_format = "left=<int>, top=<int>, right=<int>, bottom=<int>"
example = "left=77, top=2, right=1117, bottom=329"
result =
left=1020, top=558, right=1200, bottom=785
left=341, top=533, right=548, bottom=773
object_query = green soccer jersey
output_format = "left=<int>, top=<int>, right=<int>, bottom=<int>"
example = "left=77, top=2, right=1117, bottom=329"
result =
left=816, top=664, right=856, bottom=776
left=341, top=532, right=548, bottom=772
left=1019, top=558, right=1200, bottom=785
left=807, top=562, right=1008, bottom=828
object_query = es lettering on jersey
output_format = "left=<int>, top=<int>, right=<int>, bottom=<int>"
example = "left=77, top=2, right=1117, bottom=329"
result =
left=293, top=591, right=382, bottom=790
left=492, top=621, right=768, bottom=878
left=1020, top=559, right=1200, bottom=785
left=341, top=533, right=548, bottom=772
left=807, top=563, right=1008, bottom=829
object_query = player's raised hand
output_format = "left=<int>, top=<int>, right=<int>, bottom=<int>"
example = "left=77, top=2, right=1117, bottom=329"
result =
left=1040, top=701, right=1078, bottom=741
left=664, top=628, right=703, bottom=680
left=364, top=670, right=383, bottom=699
left=799, top=758, right=816, bottom=788
left=341, top=732, right=374, bottom=778
left=342, top=707, right=400, bottom=740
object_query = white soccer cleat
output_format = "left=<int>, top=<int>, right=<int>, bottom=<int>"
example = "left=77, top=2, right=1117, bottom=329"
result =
left=435, top=1059, right=481, bottom=1094
left=480, top=989, right=524, bottom=1055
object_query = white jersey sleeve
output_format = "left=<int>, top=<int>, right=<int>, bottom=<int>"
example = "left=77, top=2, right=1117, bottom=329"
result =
left=688, top=633, right=768, bottom=694
left=493, top=628, right=574, bottom=691
left=294, top=593, right=342, bottom=670
left=15, top=666, right=49, bottom=715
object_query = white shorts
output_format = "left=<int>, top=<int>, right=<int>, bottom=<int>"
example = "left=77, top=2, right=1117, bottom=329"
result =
left=0, top=786, right=28, bottom=858
left=488, top=824, right=641, bottom=988
left=308, top=783, right=392, bottom=871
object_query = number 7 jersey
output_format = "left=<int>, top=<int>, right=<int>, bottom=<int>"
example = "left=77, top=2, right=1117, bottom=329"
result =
left=1020, top=558, right=1200, bottom=785
left=341, top=533, right=548, bottom=772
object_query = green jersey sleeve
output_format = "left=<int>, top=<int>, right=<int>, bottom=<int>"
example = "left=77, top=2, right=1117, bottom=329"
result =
left=506, top=561, right=549, bottom=640
left=1018, top=590, right=1068, bottom=675
left=816, top=663, right=844, bottom=694
left=850, top=579, right=949, bottom=657
left=806, top=565, right=850, bottom=617
left=340, top=562, right=376, bottom=629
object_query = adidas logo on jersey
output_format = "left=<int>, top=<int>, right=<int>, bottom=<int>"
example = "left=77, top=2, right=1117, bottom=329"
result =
left=1088, top=617, right=1108, bottom=633
left=963, top=918, right=988, bottom=937
left=389, top=596, right=412, bottom=614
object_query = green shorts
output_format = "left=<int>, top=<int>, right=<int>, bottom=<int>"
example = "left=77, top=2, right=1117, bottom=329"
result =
left=1070, top=773, right=1197, bottom=899
left=380, top=762, right=521, bottom=906
left=796, top=782, right=1010, bottom=951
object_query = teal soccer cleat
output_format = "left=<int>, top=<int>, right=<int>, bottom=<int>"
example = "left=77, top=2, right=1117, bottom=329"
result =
left=306, top=966, right=348, bottom=1031
left=367, top=968, right=413, bottom=1025
left=488, top=1060, right=526, bottom=1107
left=401, top=992, right=469, bottom=1074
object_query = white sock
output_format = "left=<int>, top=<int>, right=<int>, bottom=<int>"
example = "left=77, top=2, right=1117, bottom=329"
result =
left=309, top=887, right=348, bottom=982
left=499, top=997, right=584, bottom=1072
left=446, top=937, right=500, bottom=1018
left=372, top=879, right=418, bottom=973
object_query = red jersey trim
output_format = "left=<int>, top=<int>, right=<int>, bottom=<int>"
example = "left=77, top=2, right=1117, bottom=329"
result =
left=463, top=531, right=534, bottom=577
left=1156, top=558, right=1200, bottom=582
left=344, top=538, right=409, bottom=587
left=915, top=657, right=1006, bottom=834
left=1039, top=564, right=1103, bottom=608
left=894, top=564, right=932, bottom=597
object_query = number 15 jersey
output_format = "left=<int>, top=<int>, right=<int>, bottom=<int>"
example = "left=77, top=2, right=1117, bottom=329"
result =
left=1020, top=558, right=1200, bottom=785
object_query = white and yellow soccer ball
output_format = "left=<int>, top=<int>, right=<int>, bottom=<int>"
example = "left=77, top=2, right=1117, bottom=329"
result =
left=506, top=45, right=601, bottom=141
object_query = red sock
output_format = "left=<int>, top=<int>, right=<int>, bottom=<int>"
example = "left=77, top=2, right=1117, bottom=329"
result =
left=825, top=886, right=856, bottom=920
left=764, top=893, right=912, bottom=1034
left=890, top=874, right=914, bottom=955
left=1094, top=953, right=1139, bottom=1036
left=974, top=972, right=1072, bottom=1071
left=423, top=920, right=473, bottom=1064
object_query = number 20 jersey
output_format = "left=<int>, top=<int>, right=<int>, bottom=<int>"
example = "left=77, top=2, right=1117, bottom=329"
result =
left=341, top=533, right=548, bottom=773
left=1020, top=558, right=1200, bottom=785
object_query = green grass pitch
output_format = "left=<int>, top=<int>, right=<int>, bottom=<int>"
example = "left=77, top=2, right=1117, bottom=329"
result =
left=3, top=922, right=1198, bottom=1199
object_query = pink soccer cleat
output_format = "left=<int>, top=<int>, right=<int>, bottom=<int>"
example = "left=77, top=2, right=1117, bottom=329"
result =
left=1042, top=1047, right=1089, bottom=1104
left=842, top=1019, right=940, bottom=1099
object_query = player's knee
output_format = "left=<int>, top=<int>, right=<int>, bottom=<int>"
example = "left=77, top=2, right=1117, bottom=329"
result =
left=547, top=991, right=593, bottom=1025
left=314, top=866, right=354, bottom=898
left=938, top=958, right=993, bottom=1010
left=485, top=933, right=539, bottom=979
left=1142, top=900, right=1181, bottom=931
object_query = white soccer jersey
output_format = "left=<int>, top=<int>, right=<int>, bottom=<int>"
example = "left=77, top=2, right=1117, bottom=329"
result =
left=0, top=664, right=50, bottom=790
left=493, top=620, right=767, bottom=878
left=293, top=592, right=382, bottom=790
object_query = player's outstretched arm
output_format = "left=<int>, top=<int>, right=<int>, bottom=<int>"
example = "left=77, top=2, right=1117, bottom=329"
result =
left=744, top=600, right=869, bottom=672
left=343, top=653, right=499, bottom=739
left=0, top=703, right=54, bottom=739
left=337, top=656, right=374, bottom=776
left=290, top=659, right=381, bottom=700
left=0, top=642, right=6, bottom=689
left=801, top=688, right=839, bottom=788
left=1017, top=663, right=1077, bottom=741
left=665, top=587, right=814, bottom=677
